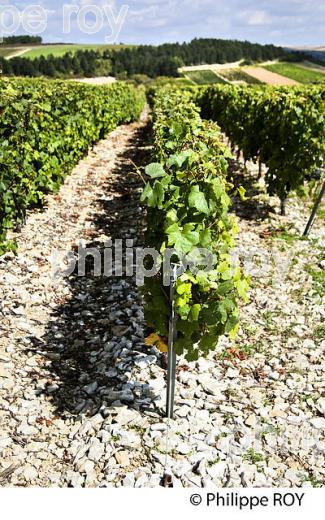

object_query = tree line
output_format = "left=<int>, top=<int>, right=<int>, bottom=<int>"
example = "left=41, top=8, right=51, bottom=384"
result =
left=1, top=35, right=42, bottom=45
left=0, top=38, right=286, bottom=79
left=0, top=50, right=110, bottom=78
left=111, top=38, right=285, bottom=77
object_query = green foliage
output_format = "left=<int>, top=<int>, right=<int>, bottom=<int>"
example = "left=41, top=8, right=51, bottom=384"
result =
left=0, top=49, right=114, bottom=78
left=141, top=87, right=249, bottom=361
left=197, top=84, right=325, bottom=201
left=0, top=77, right=145, bottom=254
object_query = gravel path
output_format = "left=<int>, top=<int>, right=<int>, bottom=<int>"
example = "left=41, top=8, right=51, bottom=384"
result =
left=6, top=47, right=31, bottom=60
left=0, top=118, right=324, bottom=488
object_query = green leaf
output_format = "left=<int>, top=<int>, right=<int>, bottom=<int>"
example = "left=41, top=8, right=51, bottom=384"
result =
left=166, top=209, right=178, bottom=224
left=199, top=228, right=212, bottom=247
left=140, top=182, right=153, bottom=203
left=166, top=223, right=200, bottom=253
left=189, top=304, right=201, bottom=322
left=234, top=278, right=250, bottom=303
left=238, top=186, right=247, bottom=201
left=145, top=163, right=166, bottom=179
left=166, top=150, right=193, bottom=168
left=188, top=185, right=209, bottom=214
left=176, top=282, right=192, bottom=296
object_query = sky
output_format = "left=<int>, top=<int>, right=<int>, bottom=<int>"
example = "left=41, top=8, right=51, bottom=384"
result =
left=0, top=0, right=324, bottom=47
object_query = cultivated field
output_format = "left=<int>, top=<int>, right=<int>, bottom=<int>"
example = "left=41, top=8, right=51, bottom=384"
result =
left=179, top=60, right=243, bottom=73
left=0, top=43, right=133, bottom=60
left=263, top=62, right=325, bottom=84
left=183, top=69, right=227, bottom=85
left=244, top=66, right=299, bottom=85
left=218, top=68, right=262, bottom=84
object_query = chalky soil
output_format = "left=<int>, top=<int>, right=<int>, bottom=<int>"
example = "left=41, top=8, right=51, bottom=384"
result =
left=0, top=117, right=324, bottom=488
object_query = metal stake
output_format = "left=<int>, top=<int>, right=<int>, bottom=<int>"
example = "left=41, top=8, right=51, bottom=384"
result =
left=166, top=264, right=178, bottom=419
left=303, top=180, right=325, bottom=237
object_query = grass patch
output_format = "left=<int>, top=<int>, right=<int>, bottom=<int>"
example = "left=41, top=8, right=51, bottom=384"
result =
left=220, top=340, right=265, bottom=361
left=304, top=265, right=325, bottom=297
left=219, top=68, right=262, bottom=84
left=314, top=324, right=325, bottom=340
left=262, top=310, right=280, bottom=331
left=298, top=394, right=316, bottom=403
left=23, top=43, right=133, bottom=59
left=265, top=226, right=300, bottom=245
left=263, top=62, right=325, bottom=84
left=243, top=448, right=264, bottom=464
left=149, top=77, right=194, bottom=88
left=260, top=425, right=282, bottom=440
left=208, top=456, right=221, bottom=467
left=301, top=472, right=324, bottom=487
left=184, top=69, right=227, bottom=85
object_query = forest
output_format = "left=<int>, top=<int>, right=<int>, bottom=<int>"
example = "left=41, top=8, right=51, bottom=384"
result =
left=1, top=35, right=43, bottom=45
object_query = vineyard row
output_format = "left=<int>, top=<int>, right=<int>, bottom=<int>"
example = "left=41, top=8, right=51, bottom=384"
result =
left=0, top=78, right=145, bottom=254
left=196, top=84, right=325, bottom=210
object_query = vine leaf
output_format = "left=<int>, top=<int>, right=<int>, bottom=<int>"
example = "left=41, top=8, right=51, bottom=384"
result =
left=145, top=163, right=166, bottom=179
left=188, top=185, right=210, bottom=214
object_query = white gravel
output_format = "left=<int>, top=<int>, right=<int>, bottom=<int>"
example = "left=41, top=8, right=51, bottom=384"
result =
left=0, top=123, right=324, bottom=488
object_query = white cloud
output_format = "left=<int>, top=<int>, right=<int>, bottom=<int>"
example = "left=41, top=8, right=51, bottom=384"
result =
left=6, top=0, right=325, bottom=46
left=242, top=10, right=270, bottom=26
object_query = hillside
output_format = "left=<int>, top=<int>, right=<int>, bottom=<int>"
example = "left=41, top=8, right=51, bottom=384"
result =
left=0, top=37, right=285, bottom=79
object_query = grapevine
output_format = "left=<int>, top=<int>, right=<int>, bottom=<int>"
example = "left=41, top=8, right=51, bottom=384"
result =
left=0, top=77, right=146, bottom=254
left=141, top=88, right=249, bottom=361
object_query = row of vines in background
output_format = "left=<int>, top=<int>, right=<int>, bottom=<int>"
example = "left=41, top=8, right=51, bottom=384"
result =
left=196, top=85, right=325, bottom=213
left=0, top=78, right=146, bottom=253
left=142, top=87, right=249, bottom=361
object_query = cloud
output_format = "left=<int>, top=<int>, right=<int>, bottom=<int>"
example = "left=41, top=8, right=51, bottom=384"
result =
left=240, top=10, right=271, bottom=26
left=2, top=0, right=324, bottom=46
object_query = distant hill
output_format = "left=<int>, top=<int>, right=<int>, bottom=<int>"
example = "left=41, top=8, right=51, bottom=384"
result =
left=285, top=45, right=325, bottom=62
left=1, top=37, right=286, bottom=79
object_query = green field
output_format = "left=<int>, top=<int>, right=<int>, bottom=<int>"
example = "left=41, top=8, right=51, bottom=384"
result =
left=153, top=77, right=194, bottom=87
left=24, top=43, right=133, bottom=59
left=263, top=62, right=325, bottom=84
left=184, top=69, right=227, bottom=85
left=218, top=68, right=262, bottom=84
left=0, top=43, right=133, bottom=60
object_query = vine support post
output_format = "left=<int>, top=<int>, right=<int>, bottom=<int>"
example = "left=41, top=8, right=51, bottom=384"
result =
left=166, top=264, right=178, bottom=420
left=303, top=180, right=325, bottom=237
